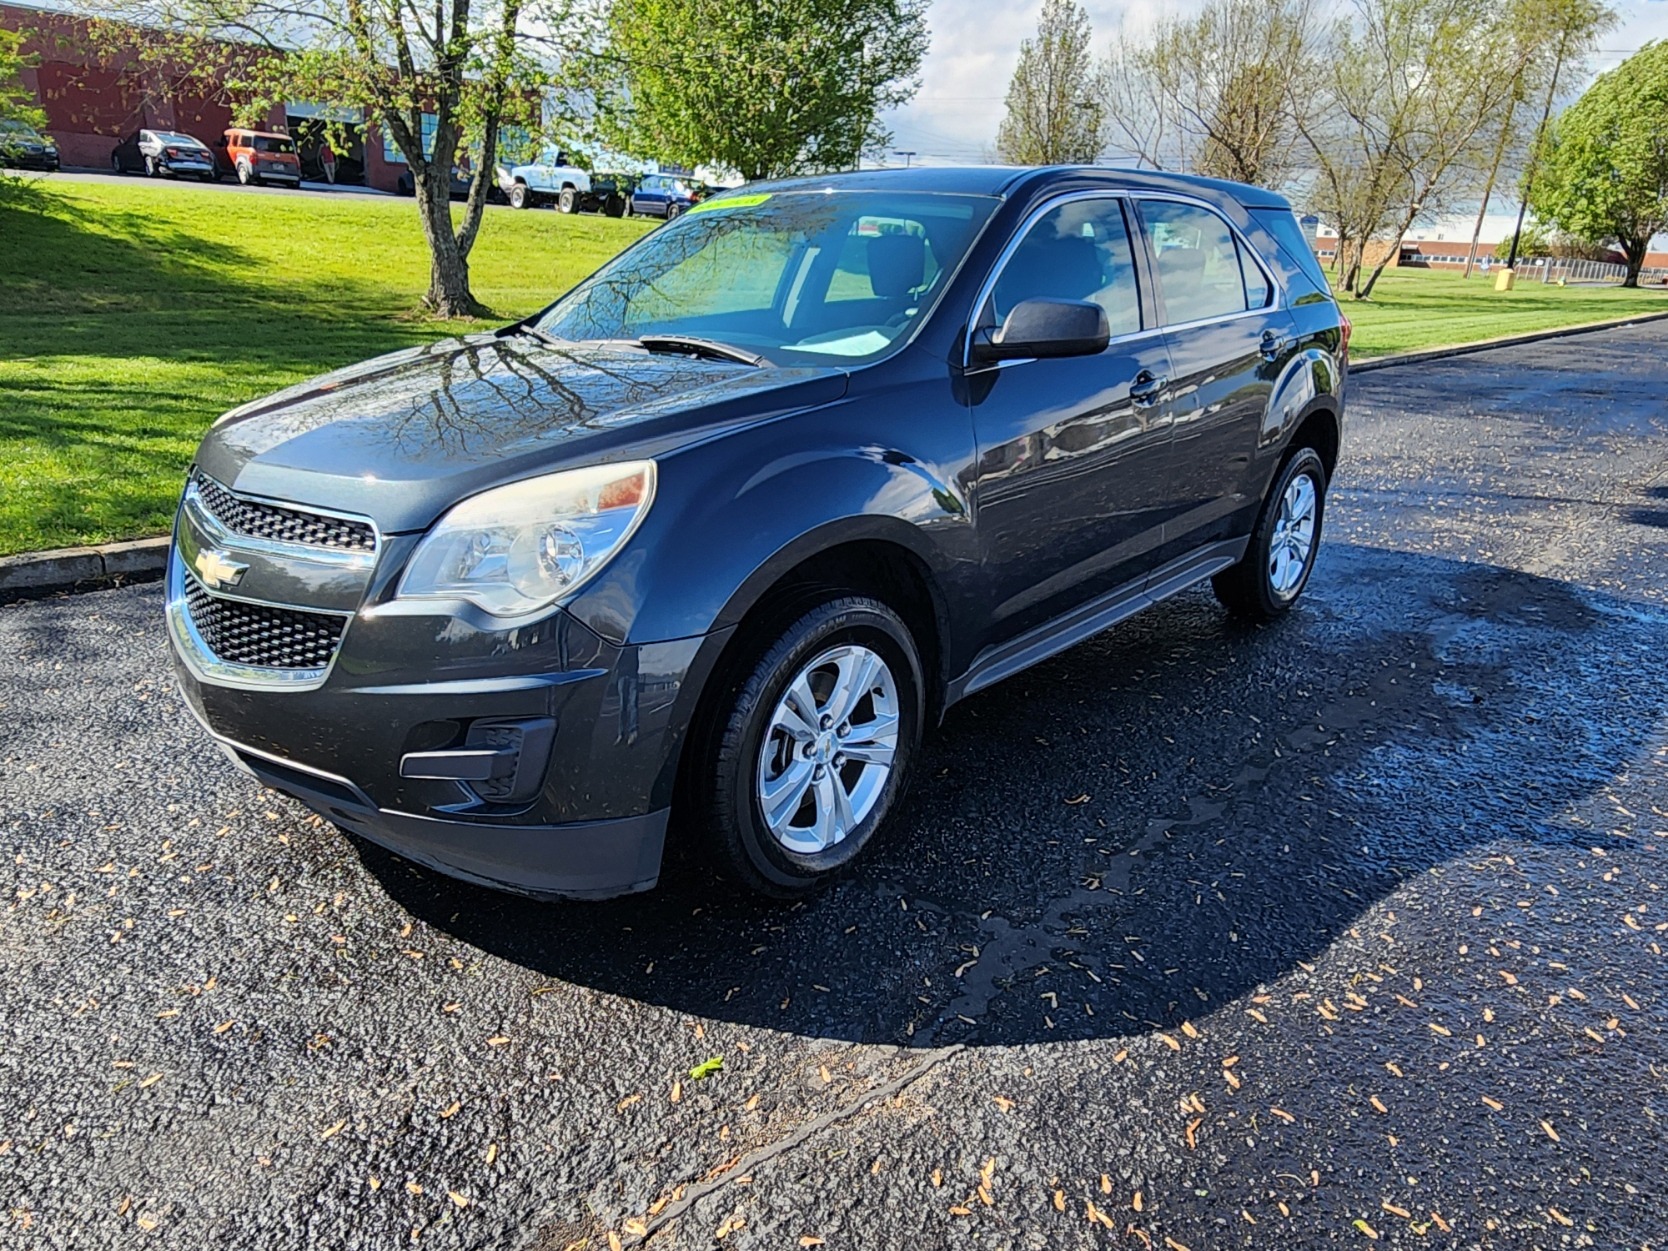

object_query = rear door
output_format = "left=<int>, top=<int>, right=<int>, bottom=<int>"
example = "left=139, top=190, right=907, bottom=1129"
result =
left=1132, top=197, right=1299, bottom=563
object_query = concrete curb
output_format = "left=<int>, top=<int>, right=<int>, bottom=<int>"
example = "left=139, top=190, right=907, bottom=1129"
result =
left=0, top=536, right=169, bottom=597
left=6, top=306, right=1667, bottom=599
left=1351, top=306, right=1668, bottom=373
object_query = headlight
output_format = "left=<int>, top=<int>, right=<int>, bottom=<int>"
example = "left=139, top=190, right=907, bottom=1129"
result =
left=398, top=462, right=656, bottom=616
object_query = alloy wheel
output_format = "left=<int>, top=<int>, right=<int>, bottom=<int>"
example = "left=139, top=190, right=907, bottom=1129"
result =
left=756, top=644, right=899, bottom=855
left=1268, top=471, right=1318, bottom=598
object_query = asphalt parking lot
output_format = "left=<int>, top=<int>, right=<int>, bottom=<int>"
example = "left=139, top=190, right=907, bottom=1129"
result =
left=5, top=321, right=1668, bottom=1250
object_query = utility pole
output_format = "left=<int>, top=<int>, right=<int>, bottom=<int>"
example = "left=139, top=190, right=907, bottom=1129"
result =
left=1464, top=76, right=1523, bottom=278
left=892, top=150, right=917, bottom=168
left=1507, top=27, right=1572, bottom=274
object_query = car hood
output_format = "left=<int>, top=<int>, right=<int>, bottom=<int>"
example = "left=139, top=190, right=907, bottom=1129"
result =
left=195, top=333, right=850, bottom=533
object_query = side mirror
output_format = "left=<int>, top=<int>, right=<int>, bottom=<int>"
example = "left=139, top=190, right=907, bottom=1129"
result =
left=972, top=297, right=1111, bottom=362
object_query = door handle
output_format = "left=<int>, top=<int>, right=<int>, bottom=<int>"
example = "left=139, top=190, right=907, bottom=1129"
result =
left=1129, top=371, right=1167, bottom=407
left=1260, top=330, right=1290, bottom=361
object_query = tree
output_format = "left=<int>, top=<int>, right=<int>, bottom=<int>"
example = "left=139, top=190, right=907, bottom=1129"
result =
left=598, top=0, right=929, bottom=181
left=1532, top=41, right=1668, bottom=286
left=0, top=28, right=45, bottom=131
left=1296, top=0, right=1574, bottom=299
left=995, top=0, right=1106, bottom=165
left=95, top=0, right=570, bottom=317
left=1101, top=0, right=1318, bottom=186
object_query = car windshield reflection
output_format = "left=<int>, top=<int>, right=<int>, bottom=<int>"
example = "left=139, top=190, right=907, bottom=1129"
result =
left=536, top=190, right=1000, bottom=366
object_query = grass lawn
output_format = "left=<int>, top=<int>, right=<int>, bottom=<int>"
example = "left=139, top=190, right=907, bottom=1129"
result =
left=2, top=178, right=1665, bottom=556
left=0, top=179, right=652, bottom=556
left=1338, top=265, right=1668, bottom=358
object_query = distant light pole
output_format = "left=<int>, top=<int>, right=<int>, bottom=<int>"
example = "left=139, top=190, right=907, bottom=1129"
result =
left=1507, top=27, right=1574, bottom=274
left=893, top=150, right=918, bottom=168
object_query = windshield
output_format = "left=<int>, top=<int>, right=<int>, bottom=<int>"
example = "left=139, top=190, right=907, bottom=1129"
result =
left=535, top=190, right=999, bottom=365
left=252, top=136, right=295, bottom=154
left=0, top=119, right=41, bottom=139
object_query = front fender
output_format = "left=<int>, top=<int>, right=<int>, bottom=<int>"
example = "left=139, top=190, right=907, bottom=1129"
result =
left=565, top=435, right=973, bottom=649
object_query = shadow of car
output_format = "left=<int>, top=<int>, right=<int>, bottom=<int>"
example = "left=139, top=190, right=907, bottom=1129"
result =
left=353, top=545, right=1658, bottom=1048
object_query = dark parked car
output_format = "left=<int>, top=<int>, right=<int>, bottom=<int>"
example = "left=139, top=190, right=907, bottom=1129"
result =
left=110, top=129, right=216, bottom=180
left=167, top=166, right=1348, bottom=901
left=628, top=172, right=697, bottom=218
left=396, top=165, right=469, bottom=199
left=0, top=119, right=59, bottom=171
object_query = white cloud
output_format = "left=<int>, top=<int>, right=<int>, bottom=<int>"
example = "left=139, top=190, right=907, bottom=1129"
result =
left=882, top=0, right=1668, bottom=167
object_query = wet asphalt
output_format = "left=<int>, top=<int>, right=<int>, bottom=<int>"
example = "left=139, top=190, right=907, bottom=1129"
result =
left=5, top=321, right=1668, bottom=1249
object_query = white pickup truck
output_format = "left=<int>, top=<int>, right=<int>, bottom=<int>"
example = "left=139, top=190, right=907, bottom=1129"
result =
left=498, top=147, right=592, bottom=212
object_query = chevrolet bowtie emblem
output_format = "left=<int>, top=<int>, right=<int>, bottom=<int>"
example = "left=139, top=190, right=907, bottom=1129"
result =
left=192, top=546, right=248, bottom=590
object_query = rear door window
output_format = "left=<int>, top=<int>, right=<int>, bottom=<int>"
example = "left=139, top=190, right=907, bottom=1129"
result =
left=1136, top=200, right=1255, bottom=326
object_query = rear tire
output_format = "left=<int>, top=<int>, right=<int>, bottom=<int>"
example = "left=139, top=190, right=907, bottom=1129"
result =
left=144, top=155, right=157, bottom=177
left=558, top=185, right=578, bottom=214
left=696, top=596, right=923, bottom=898
left=1213, top=445, right=1327, bottom=621
left=509, top=182, right=530, bottom=209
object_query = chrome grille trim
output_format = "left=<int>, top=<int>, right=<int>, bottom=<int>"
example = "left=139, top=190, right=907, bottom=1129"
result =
left=182, top=575, right=346, bottom=669
left=165, top=550, right=351, bottom=691
left=186, top=472, right=379, bottom=568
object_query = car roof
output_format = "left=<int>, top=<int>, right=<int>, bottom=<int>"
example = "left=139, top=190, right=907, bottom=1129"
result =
left=741, top=164, right=1292, bottom=212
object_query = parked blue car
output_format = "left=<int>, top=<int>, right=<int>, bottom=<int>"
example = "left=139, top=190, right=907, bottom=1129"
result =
left=628, top=174, right=698, bottom=219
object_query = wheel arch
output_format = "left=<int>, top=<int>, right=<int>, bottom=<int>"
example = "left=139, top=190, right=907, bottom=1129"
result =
left=659, top=527, right=951, bottom=824
left=1287, top=398, right=1341, bottom=482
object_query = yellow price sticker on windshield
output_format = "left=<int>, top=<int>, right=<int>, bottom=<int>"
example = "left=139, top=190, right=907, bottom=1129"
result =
left=688, top=192, right=773, bottom=214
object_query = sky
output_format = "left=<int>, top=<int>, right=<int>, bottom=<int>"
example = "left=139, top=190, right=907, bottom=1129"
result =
left=878, top=0, right=1668, bottom=166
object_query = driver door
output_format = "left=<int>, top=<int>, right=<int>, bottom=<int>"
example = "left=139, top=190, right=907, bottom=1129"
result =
left=966, top=194, right=1176, bottom=642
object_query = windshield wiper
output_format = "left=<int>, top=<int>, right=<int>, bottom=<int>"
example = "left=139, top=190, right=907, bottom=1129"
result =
left=501, top=322, right=568, bottom=349
left=634, top=335, right=771, bottom=368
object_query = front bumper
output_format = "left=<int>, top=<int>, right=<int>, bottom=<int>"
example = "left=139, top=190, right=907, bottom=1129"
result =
left=166, top=483, right=725, bottom=899
left=202, top=729, right=668, bottom=899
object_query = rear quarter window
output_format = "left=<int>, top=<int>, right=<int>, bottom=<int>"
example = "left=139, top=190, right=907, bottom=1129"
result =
left=1250, top=209, right=1334, bottom=299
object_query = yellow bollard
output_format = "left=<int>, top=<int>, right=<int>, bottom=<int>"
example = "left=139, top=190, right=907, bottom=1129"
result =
left=1494, top=268, right=1516, bottom=292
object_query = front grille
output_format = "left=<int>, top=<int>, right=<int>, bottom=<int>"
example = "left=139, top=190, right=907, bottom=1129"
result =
left=193, top=473, right=376, bottom=553
left=184, top=575, right=347, bottom=670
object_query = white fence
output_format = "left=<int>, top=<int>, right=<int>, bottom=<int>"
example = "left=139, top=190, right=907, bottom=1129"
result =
left=1394, top=251, right=1668, bottom=286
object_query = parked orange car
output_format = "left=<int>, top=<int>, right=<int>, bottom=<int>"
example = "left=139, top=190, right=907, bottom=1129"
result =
left=217, top=128, right=301, bottom=187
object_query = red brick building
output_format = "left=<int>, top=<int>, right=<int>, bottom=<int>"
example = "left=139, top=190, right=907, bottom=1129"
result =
left=2, top=0, right=411, bottom=190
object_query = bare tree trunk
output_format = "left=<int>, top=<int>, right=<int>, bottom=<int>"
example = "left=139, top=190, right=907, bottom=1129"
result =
left=414, top=172, right=480, bottom=318
left=1623, top=239, right=1646, bottom=288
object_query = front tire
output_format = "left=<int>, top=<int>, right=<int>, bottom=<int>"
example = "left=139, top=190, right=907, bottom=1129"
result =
left=1213, top=445, right=1327, bottom=620
left=697, top=597, right=923, bottom=898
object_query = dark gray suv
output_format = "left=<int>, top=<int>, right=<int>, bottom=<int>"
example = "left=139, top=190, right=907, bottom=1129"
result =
left=168, top=165, right=1348, bottom=900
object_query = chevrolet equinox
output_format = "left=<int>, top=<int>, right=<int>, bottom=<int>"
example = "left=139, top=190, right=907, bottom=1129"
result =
left=168, top=165, right=1348, bottom=900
